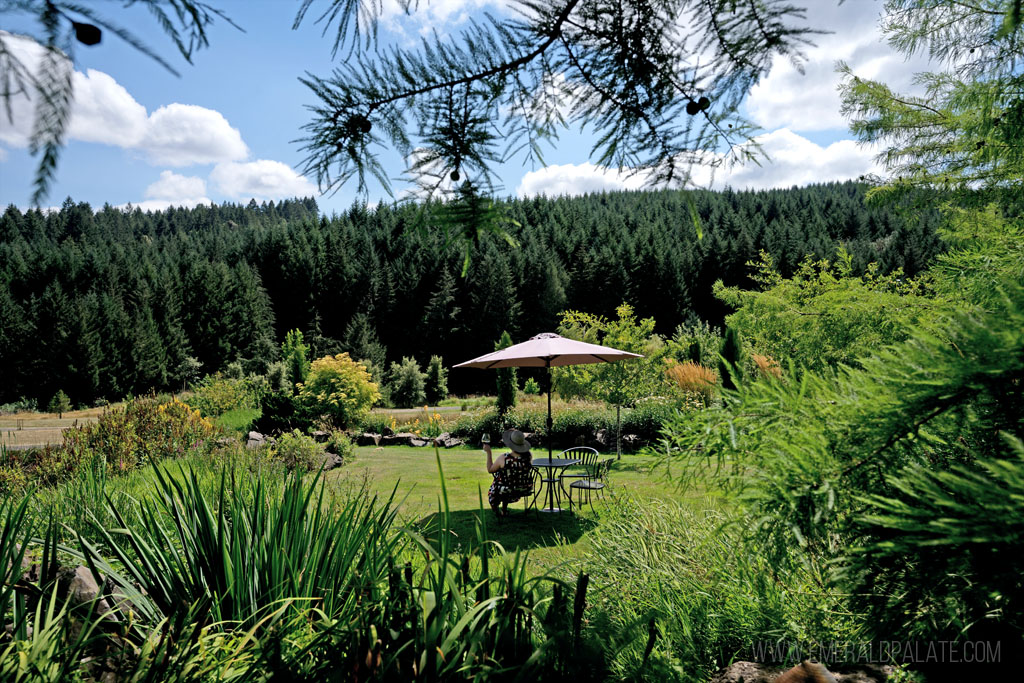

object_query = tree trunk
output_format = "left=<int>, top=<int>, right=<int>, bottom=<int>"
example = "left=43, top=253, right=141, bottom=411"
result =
left=616, top=404, right=621, bottom=460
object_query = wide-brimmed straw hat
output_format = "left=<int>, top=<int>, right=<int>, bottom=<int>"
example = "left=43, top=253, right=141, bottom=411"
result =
left=502, top=429, right=531, bottom=453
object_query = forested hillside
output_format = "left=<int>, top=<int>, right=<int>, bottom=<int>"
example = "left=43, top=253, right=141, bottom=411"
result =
left=0, top=182, right=943, bottom=404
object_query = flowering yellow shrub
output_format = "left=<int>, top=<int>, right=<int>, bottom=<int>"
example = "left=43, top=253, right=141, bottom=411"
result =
left=62, top=396, right=216, bottom=477
left=298, top=353, right=381, bottom=429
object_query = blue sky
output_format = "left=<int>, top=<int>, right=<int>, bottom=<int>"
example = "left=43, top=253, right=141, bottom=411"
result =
left=0, top=0, right=930, bottom=215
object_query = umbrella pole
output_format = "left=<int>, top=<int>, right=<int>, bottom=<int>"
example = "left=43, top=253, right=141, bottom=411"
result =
left=546, top=361, right=553, bottom=459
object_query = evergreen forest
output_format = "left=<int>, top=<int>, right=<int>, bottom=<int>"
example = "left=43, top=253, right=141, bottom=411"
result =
left=0, top=182, right=943, bottom=405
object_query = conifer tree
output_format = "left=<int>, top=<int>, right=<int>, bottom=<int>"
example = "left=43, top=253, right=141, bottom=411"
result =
left=494, top=331, right=517, bottom=417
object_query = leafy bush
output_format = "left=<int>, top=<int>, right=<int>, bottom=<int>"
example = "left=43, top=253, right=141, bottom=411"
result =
left=185, top=374, right=260, bottom=417
left=253, top=391, right=311, bottom=434
left=59, top=396, right=215, bottom=481
left=386, top=356, right=426, bottom=408
left=299, top=353, right=381, bottom=428
left=523, top=377, right=541, bottom=395
left=272, top=430, right=322, bottom=471
left=325, top=431, right=355, bottom=462
left=425, top=355, right=448, bottom=404
left=358, top=411, right=396, bottom=436
left=0, top=463, right=27, bottom=496
left=0, top=397, right=37, bottom=414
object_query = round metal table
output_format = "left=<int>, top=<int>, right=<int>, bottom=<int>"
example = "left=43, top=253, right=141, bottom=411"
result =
left=531, top=457, right=581, bottom=513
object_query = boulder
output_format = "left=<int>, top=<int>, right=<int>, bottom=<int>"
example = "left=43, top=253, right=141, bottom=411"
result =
left=708, top=660, right=890, bottom=683
left=57, top=566, right=117, bottom=622
left=381, top=432, right=417, bottom=447
left=357, top=433, right=381, bottom=447
left=594, top=429, right=611, bottom=449
left=409, top=437, right=429, bottom=448
left=621, top=434, right=642, bottom=451
left=320, top=451, right=343, bottom=471
left=246, top=431, right=265, bottom=449
left=433, top=433, right=463, bottom=449
left=311, top=430, right=330, bottom=443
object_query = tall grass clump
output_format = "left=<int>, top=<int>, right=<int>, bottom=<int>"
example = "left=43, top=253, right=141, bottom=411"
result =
left=6, top=456, right=605, bottom=679
left=582, top=497, right=860, bottom=682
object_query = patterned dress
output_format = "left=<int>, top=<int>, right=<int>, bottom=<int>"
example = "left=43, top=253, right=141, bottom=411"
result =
left=488, top=452, right=534, bottom=507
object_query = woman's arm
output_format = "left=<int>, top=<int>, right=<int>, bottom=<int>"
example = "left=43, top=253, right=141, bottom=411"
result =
left=484, top=443, right=505, bottom=474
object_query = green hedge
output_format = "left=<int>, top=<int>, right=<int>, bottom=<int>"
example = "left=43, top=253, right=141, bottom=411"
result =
left=450, top=399, right=678, bottom=451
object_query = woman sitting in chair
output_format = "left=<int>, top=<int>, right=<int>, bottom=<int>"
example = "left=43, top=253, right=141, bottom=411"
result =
left=483, top=429, right=533, bottom=517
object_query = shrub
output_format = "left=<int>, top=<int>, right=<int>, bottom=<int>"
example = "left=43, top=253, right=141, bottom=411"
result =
left=325, top=431, right=355, bottom=462
left=0, top=397, right=37, bottom=414
left=272, top=430, right=321, bottom=471
left=523, top=377, right=540, bottom=395
left=186, top=374, right=260, bottom=417
left=0, top=462, right=27, bottom=496
left=718, top=325, right=743, bottom=390
left=666, top=361, right=716, bottom=401
left=424, top=355, right=448, bottom=405
left=282, top=328, right=311, bottom=389
left=751, top=353, right=782, bottom=379
left=299, top=353, right=381, bottom=428
left=253, top=391, right=311, bottom=434
left=386, top=356, right=426, bottom=408
left=62, top=396, right=216, bottom=478
left=621, top=398, right=678, bottom=443
left=358, top=412, right=396, bottom=436
left=265, top=360, right=291, bottom=393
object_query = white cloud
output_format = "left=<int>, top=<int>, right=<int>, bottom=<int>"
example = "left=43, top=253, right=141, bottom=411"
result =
left=140, top=104, right=248, bottom=166
left=210, top=159, right=317, bottom=200
left=515, top=162, right=651, bottom=198
left=380, top=0, right=505, bottom=38
left=145, top=170, right=210, bottom=203
left=0, top=31, right=247, bottom=166
left=67, top=69, right=148, bottom=147
left=746, top=1, right=931, bottom=132
left=516, top=129, right=880, bottom=197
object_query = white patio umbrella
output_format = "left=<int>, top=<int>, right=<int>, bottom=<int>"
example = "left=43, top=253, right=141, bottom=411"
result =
left=454, top=332, right=642, bottom=458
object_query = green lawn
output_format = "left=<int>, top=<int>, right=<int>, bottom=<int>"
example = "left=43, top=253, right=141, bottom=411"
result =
left=326, top=445, right=692, bottom=574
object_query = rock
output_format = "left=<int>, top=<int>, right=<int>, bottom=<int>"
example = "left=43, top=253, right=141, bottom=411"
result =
left=319, top=451, right=343, bottom=471
left=58, top=566, right=117, bottom=622
left=621, top=434, right=642, bottom=451
left=433, top=433, right=463, bottom=448
left=214, top=437, right=235, bottom=449
left=246, top=431, right=265, bottom=449
left=357, top=433, right=381, bottom=447
left=4, top=622, right=32, bottom=638
left=312, top=430, right=330, bottom=443
left=775, top=660, right=837, bottom=683
left=595, top=429, right=610, bottom=448
left=381, top=432, right=417, bottom=447
left=409, top=437, right=429, bottom=447
left=708, top=660, right=889, bottom=683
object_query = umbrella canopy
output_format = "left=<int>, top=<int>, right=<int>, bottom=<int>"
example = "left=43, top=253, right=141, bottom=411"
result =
left=455, top=333, right=642, bottom=459
left=453, top=332, right=641, bottom=369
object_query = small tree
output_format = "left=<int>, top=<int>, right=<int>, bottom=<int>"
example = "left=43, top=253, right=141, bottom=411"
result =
left=281, top=329, right=311, bottom=392
left=557, top=304, right=662, bottom=458
left=387, top=357, right=427, bottom=409
left=424, top=355, right=448, bottom=405
left=495, top=331, right=517, bottom=417
left=47, top=390, right=71, bottom=418
left=298, top=353, right=380, bottom=429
